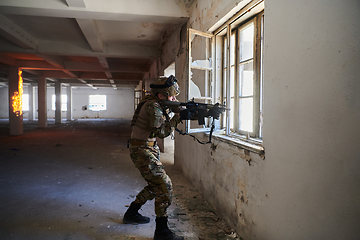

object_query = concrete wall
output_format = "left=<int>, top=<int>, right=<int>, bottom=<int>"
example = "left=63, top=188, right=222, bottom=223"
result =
left=0, top=86, right=135, bottom=120
left=169, top=0, right=360, bottom=240
left=0, top=87, right=8, bottom=117
left=261, top=0, right=360, bottom=239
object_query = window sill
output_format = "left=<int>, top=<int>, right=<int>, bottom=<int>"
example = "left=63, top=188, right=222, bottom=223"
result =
left=211, top=132, right=265, bottom=158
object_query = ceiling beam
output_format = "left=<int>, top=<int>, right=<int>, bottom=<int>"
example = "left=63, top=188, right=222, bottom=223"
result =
left=36, top=54, right=64, bottom=68
left=114, top=80, right=141, bottom=85
left=98, top=57, right=109, bottom=69
left=17, top=60, right=60, bottom=70
left=64, top=61, right=149, bottom=72
left=43, top=71, right=72, bottom=79
left=104, top=43, right=159, bottom=59
left=39, top=42, right=159, bottom=58
left=0, top=53, right=16, bottom=65
left=0, top=0, right=189, bottom=24
left=76, top=19, right=103, bottom=52
left=109, top=79, right=117, bottom=89
left=65, top=0, right=86, bottom=8
left=16, top=59, right=149, bottom=73
left=46, top=78, right=57, bottom=82
left=22, top=69, right=39, bottom=75
left=64, top=61, right=103, bottom=71
left=0, top=14, right=37, bottom=50
left=63, top=70, right=79, bottom=78
left=42, top=70, right=143, bottom=81
left=115, top=85, right=139, bottom=89
left=58, top=79, right=80, bottom=84
left=83, top=79, right=119, bottom=85
left=98, top=57, right=112, bottom=78
left=0, top=39, right=160, bottom=59
left=36, top=54, right=79, bottom=78
left=78, top=78, right=95, bottom=89
left=44, top=71, right=106, bottom=80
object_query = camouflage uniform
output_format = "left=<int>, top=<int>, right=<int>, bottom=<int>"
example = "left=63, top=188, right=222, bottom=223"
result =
left=129, top=95, right=181, bottom=217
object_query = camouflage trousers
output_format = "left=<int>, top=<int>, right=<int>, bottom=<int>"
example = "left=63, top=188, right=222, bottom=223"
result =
left=129, top=144, right=172, bottom=217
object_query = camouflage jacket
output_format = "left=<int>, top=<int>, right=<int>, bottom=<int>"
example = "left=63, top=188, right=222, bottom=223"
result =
left=131, top=95, right=181, bottom=140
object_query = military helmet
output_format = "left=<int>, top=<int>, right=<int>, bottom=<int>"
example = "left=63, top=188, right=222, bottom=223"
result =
left=150, top=75, right=180, bottom=97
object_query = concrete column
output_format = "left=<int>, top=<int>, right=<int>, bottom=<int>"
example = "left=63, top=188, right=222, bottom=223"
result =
left=66, top=85, right=72, bottom=121
left=38, top=75, right=47, bottom=128
left=28, top=85, right=34, bottom=121
left=55, top=81, right=62, bottom=124
left=8, top=66, right=23, bottom=135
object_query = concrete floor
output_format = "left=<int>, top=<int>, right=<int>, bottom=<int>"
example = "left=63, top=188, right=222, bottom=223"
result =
left=0, top=119, right=238, bottom=240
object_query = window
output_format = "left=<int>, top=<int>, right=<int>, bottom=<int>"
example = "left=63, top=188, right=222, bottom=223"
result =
left=186, top=29, right=214, bottom=133
left=216, top=2, right=264, bottom=140
left=22, top=94, right=29, bottom=111
left=52, top=94, right=67, bottom=111
left=186, top=1, right=264, bottom=153
left=89, top=95, right=106, bottom=111
left=134, top=90, right=141, bottom=110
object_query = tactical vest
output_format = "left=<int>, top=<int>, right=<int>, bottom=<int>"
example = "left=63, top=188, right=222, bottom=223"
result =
left=131, top=95, right=168, bottom=138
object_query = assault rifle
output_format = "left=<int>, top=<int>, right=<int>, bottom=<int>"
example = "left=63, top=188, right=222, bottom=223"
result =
left=162, top=99, right=228, bottom=125
left=162, top=99, right=228, bottom=144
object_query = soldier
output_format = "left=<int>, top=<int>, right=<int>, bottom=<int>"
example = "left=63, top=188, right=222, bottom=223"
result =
left=123, top=75, right=192, bottom=240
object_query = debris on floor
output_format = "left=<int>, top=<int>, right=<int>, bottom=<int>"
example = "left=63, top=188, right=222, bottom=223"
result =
left=166, top=166, right=240, bottom=240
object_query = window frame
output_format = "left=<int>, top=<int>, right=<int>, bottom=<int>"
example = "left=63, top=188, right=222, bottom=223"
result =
left=184, top=1, right=264, bottom=155
left=220, top=15, right=263, bottom=135
left=231, top=15, right=263, bottom=138
left=212, top=1, right=265, bottom=154
left=134, top=90, right=141, bottom=110
left=186, top=28, right=215, bottom=134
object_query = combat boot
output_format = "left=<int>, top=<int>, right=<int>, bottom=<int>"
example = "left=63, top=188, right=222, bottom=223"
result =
left=123, top=202, right=150, bottom=224
left=154, top=217, right=184, bottom=240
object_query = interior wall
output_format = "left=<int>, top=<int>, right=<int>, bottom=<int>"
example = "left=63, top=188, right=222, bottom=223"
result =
left=169, top=0, right=360, bottom=240
left=0, top=88, right=8, bottom=118
left=172, top=1, right=267, bottom=239
left=0, top=86, right=135, bottom=120
left=261, top=0, right=360, bottom=239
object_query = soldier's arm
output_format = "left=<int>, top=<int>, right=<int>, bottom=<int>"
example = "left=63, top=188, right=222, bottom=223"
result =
left=147, top=101, right=181, bottom=139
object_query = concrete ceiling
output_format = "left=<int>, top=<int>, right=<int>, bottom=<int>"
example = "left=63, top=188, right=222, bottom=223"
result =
left=0, top=0, right=191, bottom=89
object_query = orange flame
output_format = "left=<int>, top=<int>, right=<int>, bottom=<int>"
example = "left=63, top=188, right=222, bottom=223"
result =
left=12, top=70, right=23, bottom=117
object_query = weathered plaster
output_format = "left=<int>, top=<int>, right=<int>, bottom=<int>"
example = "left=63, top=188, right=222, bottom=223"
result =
left=169, top=0, right=360, bottom=240
left=187, top=0, right=249, bottom=32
